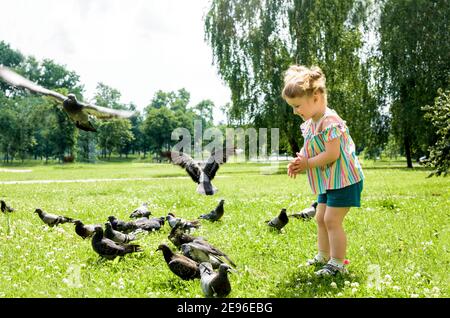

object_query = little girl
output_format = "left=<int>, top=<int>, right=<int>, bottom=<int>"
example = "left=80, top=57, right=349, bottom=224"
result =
left=283, top=65, right=364, bottom=276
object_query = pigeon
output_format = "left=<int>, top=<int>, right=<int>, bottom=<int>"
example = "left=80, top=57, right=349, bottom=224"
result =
left=266, top=208, right=289, bottom=231
left=135, top=216, right=165, bottom=232
left=181, top=241, right=236, bottom=269
left=1, top=200, right=14, bottom=213
left=107, top=216, right=138, bottom=233
left=129, top=203, right=151, bottom=218
left=166, top=213, right=201, bottom=231
left=288, top=202, right=318, bottom=220
left=199, top=199, right=225, bottom=222
left=104, top=222, right=143, bottom=244
left=168, top=221, right=202, bottom=248
left=91, top=226, right=142, bottom=260
left=34, top=208, right=74, bottom=227
left=74, top=220, right=98, bottom=239
left=156, top=243, right=200, bottom=280
left=165, top=148, right=234, bottom=195
left=200, top=262, right=233, bottom=298
left=0, top=66, right=134, bottom=132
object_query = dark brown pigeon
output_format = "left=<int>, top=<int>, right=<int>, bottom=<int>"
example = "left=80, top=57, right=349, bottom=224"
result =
left=156, top=243, right=200, bottom=280
left=1, top=200, right=14, bottom=213
left=200, top=262, right=233, bottom=298
left=91, top=226, right=142, bottom=260
left=165, top=148, right=234, bottom=195
left=74, top=220, right=98, bottom=239
left=288, top=202, right=318, bottom=220
left=199, top=199, right=225, bottom=222
left=34, top=208, right=74, bottom=227
left=266, top=208, right=289, bottom=231
left=168, top=221, right=201, bottom=248
left=0, top=66, right=134, bottom=132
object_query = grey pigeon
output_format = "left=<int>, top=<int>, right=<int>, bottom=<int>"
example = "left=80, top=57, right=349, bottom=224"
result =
left=1, top=200, right=14, bottom=213
left=34, top=208, right=74, bottom=227
left=199, top=199, right=225, bottom=222
left=108, top=216, right=138, bottom=233
left=288, top=202, right=318, bottom=220
left=165, top=148, right=234, bottom=195
left=166, top=213, right=201, bottom=231
left=129, top=203, right=151, bottom=218
left=0, top=66, right=134, bottom=132
left=91, top=226, right=142, bottom=260
left=135, top=216, right=164, bottom=232
left=200, top=262, right=233, bottom=298
left=74, top=220, right=98, bottom=239
left=156, top=243, right=200, bottom=280
left=181, top=241, right=236, bottom=269
left=104, top=221, right=143, bottom=244
left=266, top=208, right=289, bottom=231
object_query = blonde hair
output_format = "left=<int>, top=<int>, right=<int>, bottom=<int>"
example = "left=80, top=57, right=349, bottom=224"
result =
left=282, top=65, right=327, bottom=100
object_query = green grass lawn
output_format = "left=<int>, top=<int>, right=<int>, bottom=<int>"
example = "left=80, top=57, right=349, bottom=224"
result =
left=0, top=160, right=448, bottom=298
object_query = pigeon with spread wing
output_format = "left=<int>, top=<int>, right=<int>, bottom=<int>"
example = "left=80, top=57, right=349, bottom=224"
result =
left=0, top=66, right=134, bottom=132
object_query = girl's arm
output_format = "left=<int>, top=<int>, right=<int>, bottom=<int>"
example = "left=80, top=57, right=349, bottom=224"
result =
left=307, top=138, right=340, bottom=168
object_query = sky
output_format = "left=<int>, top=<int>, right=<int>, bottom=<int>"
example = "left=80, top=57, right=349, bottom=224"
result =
left=0, top=0, right=231, bottom=124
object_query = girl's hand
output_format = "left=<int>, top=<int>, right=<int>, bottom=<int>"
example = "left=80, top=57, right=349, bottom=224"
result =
left=289, top=156, right=309, bottom=178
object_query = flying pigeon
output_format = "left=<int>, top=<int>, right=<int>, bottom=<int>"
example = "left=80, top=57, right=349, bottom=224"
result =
left=129, top=203, right=151, bottom=218
left=0, top=66, right=134, bottom=132
left=165, top=148, right=234, bottom=195
left=199, top=199, right=225, bottom=222
left=156, top=243, right=200, bottom=280
left=266, top=208, right=289, bottom=231
left=181, top=241, right=236, bottom=269
left=288, top=202, right=318, bottom=220
left=34, top=208, right=74, bottom=227
left=104, top=222, right=143, bottom=244
left=200, top=262, right=233, bottom=298
left=166, top=213, right=201, bottom=231
left=1, top=200, right=14, bottom=213
left=107, top=216, right=139, bottom=233
left=74, top=220, right=98, bottom=239
left=91, top=226, right=142, bottom=260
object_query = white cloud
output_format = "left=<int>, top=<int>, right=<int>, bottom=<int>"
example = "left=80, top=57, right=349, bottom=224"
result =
left=0, top=0, right=230, bottom=123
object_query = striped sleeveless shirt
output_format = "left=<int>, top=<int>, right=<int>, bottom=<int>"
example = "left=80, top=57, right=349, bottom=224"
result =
left=300, top=107, right=364, bottom=194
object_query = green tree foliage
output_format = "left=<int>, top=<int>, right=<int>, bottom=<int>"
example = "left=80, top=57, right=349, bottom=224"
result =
left=378, top=0, right=450, bottom=168
left=143, top=106, right=177, bottom=154
left=205, top=0, right=381, bottom=155
left=422, top=89, right=450, bottom=177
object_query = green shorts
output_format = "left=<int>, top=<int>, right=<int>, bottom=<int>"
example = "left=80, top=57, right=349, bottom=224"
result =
left=317, top=180, right=363, bottom=207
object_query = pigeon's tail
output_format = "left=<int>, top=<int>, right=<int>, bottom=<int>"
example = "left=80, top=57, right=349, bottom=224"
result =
left=61, top=216, right=75, bottom=224
left=196, top=182, right=218, bottom=196
left=125, top=244, right=143, bottom=254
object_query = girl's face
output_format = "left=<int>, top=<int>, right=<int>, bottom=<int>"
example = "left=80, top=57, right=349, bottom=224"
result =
left=285, top=92, right=324, bottom=121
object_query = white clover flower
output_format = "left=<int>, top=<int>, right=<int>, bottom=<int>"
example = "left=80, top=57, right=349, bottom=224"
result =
left=413, top=272, right=421, bottom=279
left=384, top=274, right=392, bottom=281
left=330, top=282, right=337, bottom=288
left=344, top=280, right=351, bottom=286
left=410, top=293, right=419, bottom=298
left=392, top=286, right=401, bottom=291
left=337, top=292, right=343, bottom=297
left=351, top=288, right=358, bottom=294
left=351, top=282, right=360, bottom=288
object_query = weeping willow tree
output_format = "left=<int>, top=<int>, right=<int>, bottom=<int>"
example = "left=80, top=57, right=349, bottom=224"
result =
left=205, top=0, right=383, bottom=155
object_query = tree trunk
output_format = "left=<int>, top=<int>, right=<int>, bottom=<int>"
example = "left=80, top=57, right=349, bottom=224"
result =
left=404, top=135, right=413, bottom=168
left=288, top=138, right=300, bottom=156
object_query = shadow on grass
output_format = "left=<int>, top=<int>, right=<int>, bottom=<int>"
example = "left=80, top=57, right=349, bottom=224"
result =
left=270, top=265, right=363, bottom=298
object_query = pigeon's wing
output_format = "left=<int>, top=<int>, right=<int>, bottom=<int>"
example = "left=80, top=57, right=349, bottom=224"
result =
left=169, top=258, right=199, bottom=279
left=202, top=148, right=234, bottom=180
left=0, top=66, right=66, bottom=101
left=78, top=101, right=135, bottom=119
left=169, top=152, right=202, bottom=183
